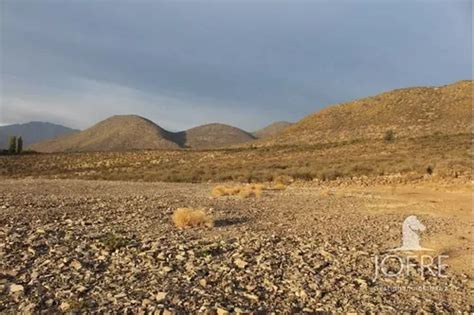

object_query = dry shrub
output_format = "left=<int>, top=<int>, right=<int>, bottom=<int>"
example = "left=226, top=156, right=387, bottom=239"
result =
left=211, top=185, right=242, bottom=197
left=272, top=182, right=287, bottom=190
left=211, top=183, right=265, bottom=198
left=238, top=184, right=265, bottom=198
left=274, top=175, right=293, bottom=185
left=172, top=208, right=214, bottom=228
left=249, top=183, right=266, bottom=191
left=320, top=188, right=333, bottom=197
left=211, top=185, right=228, bottom=197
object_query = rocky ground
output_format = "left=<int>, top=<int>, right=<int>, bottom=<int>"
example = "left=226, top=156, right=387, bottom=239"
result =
left=0, top=179, right=471, bottom=313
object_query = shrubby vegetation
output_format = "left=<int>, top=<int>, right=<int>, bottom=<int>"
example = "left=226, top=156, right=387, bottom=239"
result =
left=0, top=133, right=470, bottom=182
left=3, top=136, right=24, bottom=155
left=172, top=208, right=214, bottom=228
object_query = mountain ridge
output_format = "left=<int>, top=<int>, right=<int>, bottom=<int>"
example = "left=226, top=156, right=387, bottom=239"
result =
left=24, top=80, right=473, bottom=152
left=29, top=116, right=260, bottom=152
left=252, top=121, right=293, bottom=139
left=255, top=80, right=472, bottom=147
left=0, top=121, right=79, bottom=149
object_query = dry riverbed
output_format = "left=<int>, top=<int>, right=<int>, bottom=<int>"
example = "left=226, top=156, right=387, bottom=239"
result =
left=0, top=179, right=471, bottom=313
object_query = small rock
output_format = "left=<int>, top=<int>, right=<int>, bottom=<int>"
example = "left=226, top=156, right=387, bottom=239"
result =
left=155, top=291, right=167, bottom=302
left=234, top=258, right=248, bottom=269
left=216, top=307, right=229, bottom=315
left=9, top=284, right=24, bottom=294
left=162, top=266, right=173, bottom=273
left=70, top=260, right=82, bottom=270
left=59, top=302, right=70, bottom=311
left=243, top=292, right=259, bottom=301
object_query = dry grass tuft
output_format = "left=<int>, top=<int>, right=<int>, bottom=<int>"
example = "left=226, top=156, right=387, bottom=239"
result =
left=211, top=183, right=265, bottom=198
left=272, top=182, right=287, bottom=190
left=320, top=188, right=333, bottom=197
left=238, top=186, right=261, bottom=198
left=172, top=208, right=214, bottom=228
left=274, top=175, right=293, bottom=185
left=211, top=185, right=240, bottom=197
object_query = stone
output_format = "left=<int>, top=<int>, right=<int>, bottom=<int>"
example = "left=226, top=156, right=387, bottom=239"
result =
left=70, top=259, right=82, bottom=270
left=216, top=307, right=229, bottom=315
left=59, top=302, right=70, bottom=311
left=155, top=292, right=167, bottom=302
left=9, top=284, right=24, bottom=294
left=234, top=258, right=248, bottom=269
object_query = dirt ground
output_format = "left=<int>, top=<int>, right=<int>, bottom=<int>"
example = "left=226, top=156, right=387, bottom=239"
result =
left=0, top=179, right=471, bottom=313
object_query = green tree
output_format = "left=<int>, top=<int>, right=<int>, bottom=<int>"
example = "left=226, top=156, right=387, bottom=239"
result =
left=8, top=136, right=17, bottom=154
left=17, top=136, right=23, bottom=154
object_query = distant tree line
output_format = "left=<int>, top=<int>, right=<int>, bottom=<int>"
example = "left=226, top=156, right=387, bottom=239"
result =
left=3, top=136, right=23, bottom=155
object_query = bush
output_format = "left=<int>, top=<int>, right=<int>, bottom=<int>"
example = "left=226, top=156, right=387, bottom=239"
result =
left=273, top=175, right=293, bottom=185
left=8, top=136, right=17, bottom=154
left=238, top=184, right=265, bottom=198
left=320, top=169, right=343, bottom=181
left=211, top=183, right=265, bottom=198
left=99, top=232, right=131, bottom=251
left=426, top=165, right=434, bottom=175
left=384, top=130, right=395, bottom=142
left=272, top=182, right=286, bottom=190
left=172, top=208, right=213, bottom=228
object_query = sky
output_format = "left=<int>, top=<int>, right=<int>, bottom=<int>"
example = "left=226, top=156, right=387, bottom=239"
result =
left=0, top=0, right=471, bottom=131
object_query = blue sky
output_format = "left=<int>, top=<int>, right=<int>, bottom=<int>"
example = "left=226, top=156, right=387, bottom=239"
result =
left=0, top=0, right=471, bottom=131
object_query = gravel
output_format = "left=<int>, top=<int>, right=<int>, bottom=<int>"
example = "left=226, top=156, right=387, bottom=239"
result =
left=0, top=179, right=471, bottom=313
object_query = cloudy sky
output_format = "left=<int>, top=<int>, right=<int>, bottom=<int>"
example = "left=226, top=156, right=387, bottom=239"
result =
left=0, top=1, right=471, bottom=131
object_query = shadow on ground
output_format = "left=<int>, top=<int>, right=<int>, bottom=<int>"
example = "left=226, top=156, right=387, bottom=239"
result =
left=214, top=217, right=248, bottom=227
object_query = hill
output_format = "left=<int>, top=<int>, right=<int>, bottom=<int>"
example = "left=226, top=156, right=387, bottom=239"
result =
left=0, top=121, right=78, bottom=149
left=261, top=80, right=472, bottom=146
left=184, top=123, right=255, bottom=149
left=29, top=116, right=257, bottom=152
left=252, top=121, right=293, bottom=139
left=29, top=115, right=180, bottom=152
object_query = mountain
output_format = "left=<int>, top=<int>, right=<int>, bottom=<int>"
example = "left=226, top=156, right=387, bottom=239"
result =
left=184, top=123, right=255, bottom=149
left=29, top=115, right=180, bottom=152
left=260, top=80, right=472, bottom=146
left=29, top=116, right=257, bottom=152
left=28, top=80, right=471, bottom=152
left=252, top=121, right=293, bottom=139
left=0, top=121, right=79, bottom=149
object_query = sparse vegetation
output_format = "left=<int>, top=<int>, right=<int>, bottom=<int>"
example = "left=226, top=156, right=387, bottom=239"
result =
left=426, top=165, right=434, bottom=175
left=238, top=184, right=264, bottom=198
left=172, top=208, right=214, bottom=228
left=211, top=185, right=240, bottom=197
left=274, top=175, right=292, bottom=185
left=4, top=136, right=24, bottom=155
left=17, top=137, right=23, bottom=154
left=8, top=136, right=17, bottom=154
left=99, top=232, right=131, bottom=251
left=384, top=130, right=395, bottom=142
left=211, top=183, right=265, bottom=198
left=0, top=133, right=470, bottom=182
left=272, top=182, right=286, bottom=190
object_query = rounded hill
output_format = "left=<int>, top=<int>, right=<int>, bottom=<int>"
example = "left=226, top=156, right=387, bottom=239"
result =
left=184, top=123, right=256, bottom=149
left=29, top=115, right=180, bottom=152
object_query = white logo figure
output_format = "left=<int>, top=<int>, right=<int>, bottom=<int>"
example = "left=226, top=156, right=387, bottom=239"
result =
left=390, top=215, right=433, bottom=251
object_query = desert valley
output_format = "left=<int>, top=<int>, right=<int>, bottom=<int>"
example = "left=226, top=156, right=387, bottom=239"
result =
left=0, top=80, right=472, bottom=313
